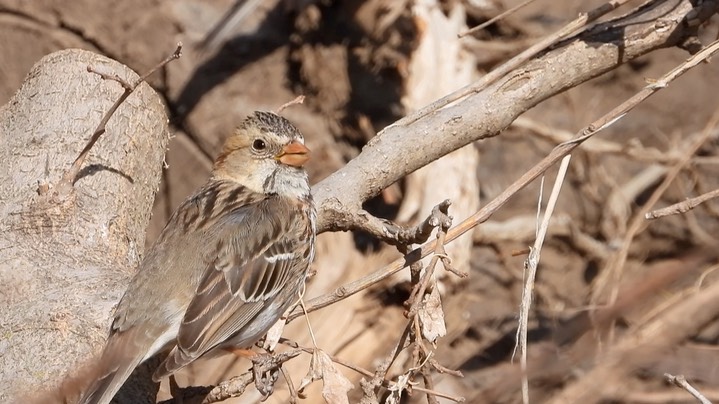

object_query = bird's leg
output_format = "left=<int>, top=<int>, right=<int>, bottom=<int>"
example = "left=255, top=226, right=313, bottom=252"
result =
left=251, top=349, right=303, bottom=398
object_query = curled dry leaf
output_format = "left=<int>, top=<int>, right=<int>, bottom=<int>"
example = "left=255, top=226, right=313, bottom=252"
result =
left=298, top=349, right=354, bottom=404
left=385, top=372, right=416, bottom=404
left=263, top=318, right=285, bottom=352
left=418, top=286, right=447, bottom=343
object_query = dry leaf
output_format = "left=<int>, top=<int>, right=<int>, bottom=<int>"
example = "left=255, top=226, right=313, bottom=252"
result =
left=418, top=286, right=446, bottom=343
left=298, top=349, right=354, bottom=404
left=385, top=372, right=414, bottom=404
left=298, top=349, right=323, bottom=393
left=262, top=318, right=285, bottom=352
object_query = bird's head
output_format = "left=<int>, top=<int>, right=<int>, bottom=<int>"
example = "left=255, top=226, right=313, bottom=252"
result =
left=213, top=111, right=311, bottom=198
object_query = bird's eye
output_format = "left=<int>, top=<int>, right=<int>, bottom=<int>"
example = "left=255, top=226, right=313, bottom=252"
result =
left=252, top=139, right=267, bottom=151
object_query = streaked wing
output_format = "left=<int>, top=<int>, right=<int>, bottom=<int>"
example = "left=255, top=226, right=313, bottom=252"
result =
left=157, top=201, right=310, bottom=376
left=177, top=235, right=299, bottom=353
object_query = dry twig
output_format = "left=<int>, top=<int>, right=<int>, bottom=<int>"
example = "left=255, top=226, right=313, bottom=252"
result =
left=664, top=373, right=713, bottom=404
left=327, top=200, right=455, bottom=247
left=275, top=95, right=306, bottom=114
left=46, top=43, right=182, bottom=198
left=459, top=0, right=539, bottom=38
left=646, top=188, right=719, bottom=220
left=516, top=154, right=572, bottom=404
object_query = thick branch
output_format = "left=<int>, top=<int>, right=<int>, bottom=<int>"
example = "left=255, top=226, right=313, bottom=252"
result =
left=0, top=49, right=170, bottom=402
left=312, top=0, right=719, bottom=233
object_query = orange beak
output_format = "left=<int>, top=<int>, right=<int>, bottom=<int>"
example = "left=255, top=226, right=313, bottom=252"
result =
left=276, top=141, right=310, bottom=167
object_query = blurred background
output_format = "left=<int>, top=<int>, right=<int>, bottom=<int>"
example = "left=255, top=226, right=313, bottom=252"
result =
left=3, top=0, right=719, bottom=402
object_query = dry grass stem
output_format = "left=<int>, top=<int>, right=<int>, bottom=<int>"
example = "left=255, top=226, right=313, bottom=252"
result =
left=516, top=154, right=572, bottom=404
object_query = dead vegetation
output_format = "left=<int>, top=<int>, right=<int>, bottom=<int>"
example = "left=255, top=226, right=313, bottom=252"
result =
left=3, top=0, right=719, bottom=403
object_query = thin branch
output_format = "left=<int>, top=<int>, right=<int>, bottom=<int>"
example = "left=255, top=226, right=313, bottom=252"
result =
left=48, top=43, right=182, bottom=197
left=411, top=386, right=465, bottom=403
left=328, top=200, right=453, bottom=247
left=646, top=188, right=719, bottom=219
left=512, top=116, right=684, bottom=164
left=275, top=95, right=305, bottom=114
left=420, top=366, right=439, bottom=404
left=665, top=373, right=713, bottom=404
left=459, top=0, right=539, bottom=38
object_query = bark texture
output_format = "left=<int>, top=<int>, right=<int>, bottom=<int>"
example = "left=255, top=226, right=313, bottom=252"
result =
left=0, top=49, right=169, bottom=400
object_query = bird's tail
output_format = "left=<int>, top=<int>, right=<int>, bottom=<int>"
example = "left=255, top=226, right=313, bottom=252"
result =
left=22, top=330, right=149, bottom=404
left=76, top=354, right=144, bottom=404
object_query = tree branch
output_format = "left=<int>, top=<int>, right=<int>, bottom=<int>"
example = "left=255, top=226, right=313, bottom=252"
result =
left=311, top=0, right=719, bottom=233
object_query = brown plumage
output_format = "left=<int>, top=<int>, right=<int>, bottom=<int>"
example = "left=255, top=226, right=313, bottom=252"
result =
left=45, top=111, right=316, bottom=404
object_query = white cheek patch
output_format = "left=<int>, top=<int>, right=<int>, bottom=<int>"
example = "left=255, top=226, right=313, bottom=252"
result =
left=264, top=252, right=295, bottom=263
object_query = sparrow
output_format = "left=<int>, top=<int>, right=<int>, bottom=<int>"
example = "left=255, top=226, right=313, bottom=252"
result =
left=73, top=111, right=316, bottom=404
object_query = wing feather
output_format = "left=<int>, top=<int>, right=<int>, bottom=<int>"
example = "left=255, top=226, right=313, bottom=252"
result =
left=154, top=200, right=311, bottom=379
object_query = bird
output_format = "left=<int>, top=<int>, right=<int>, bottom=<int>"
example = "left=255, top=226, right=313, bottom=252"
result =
left=63, top=111, right=315, bottom=404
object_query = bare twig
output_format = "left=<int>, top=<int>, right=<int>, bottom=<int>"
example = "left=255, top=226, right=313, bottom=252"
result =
left=420, top=366, right=439, bottom=404
left=410, top=386, right=465, bottom=403
left=280, top=366, right=298, bottom=404
left=330, top=200, right=453, bottom=247
left=459, top=0, right=539, bottom=38
left=275, top=95, right=306, bottom=114
left=48, top=43, right=182, bottom=197
left=665, top=373, right=713, bottom=404
left=646, top=188, right=719, bottom=219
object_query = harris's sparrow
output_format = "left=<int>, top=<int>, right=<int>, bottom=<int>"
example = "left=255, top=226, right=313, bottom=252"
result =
left=76, top=111, right=316, bottom=404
